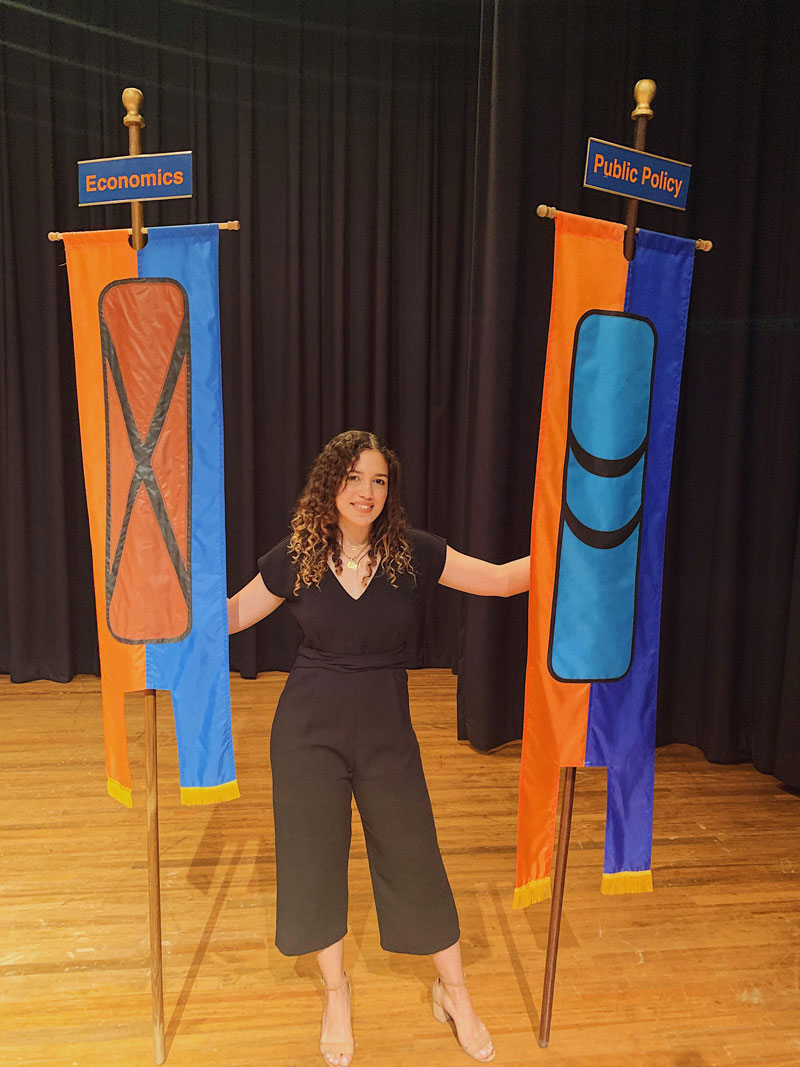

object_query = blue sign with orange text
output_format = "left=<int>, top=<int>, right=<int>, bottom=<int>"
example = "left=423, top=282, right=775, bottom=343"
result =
left=78, top=151, right=193, bottom=207
left=584, top=139, right=690, bottom=211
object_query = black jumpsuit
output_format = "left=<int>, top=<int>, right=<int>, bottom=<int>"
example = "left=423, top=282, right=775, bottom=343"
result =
left=258, top=529, right=460, bottom=957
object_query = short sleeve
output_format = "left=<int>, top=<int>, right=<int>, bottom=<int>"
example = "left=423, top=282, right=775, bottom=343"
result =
left=408, top=528, right=447, bottom=598
left=257, top=536, right=295, bottom=600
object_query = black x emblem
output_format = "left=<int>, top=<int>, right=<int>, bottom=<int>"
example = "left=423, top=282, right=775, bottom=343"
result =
left=99, top=278, right=192, bottom=643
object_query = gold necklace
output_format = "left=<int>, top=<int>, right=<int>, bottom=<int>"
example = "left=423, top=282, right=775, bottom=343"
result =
left=340, top=542, right=369, bottom=571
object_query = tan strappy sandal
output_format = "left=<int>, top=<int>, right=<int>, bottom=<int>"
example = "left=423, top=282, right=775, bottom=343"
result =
left=320, top=973, right=354, bottom=1066
left=432, top=977, right=495, bottom=1062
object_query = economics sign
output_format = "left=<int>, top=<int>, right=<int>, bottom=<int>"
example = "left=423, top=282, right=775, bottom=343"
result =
left=78, top=151, right=193, bottom=207
left=584, top=138, right=690, bottom=211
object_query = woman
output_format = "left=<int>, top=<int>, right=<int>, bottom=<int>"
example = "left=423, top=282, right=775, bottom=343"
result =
left=228, top=430, right=529, bottom=1065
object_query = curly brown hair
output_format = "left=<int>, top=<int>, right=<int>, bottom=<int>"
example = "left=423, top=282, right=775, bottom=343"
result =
left=289, top=430, right=414, bottom=594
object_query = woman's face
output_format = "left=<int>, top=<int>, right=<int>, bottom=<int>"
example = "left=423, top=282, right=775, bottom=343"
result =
left=334, top=448, right=389, bottom=538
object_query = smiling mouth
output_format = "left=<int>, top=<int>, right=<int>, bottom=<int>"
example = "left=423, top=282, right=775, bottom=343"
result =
left=352, top=503, right=373, bottom=511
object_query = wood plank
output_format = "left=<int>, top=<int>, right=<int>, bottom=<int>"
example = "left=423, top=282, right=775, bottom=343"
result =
left=0, top=672, right=798, bottom=1065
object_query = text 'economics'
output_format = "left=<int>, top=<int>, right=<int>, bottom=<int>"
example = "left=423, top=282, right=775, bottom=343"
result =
left=78, top=151, right=193, bottom=207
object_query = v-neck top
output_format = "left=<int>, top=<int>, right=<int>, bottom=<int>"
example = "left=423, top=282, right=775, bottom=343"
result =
left=258, top=529, right=446, bottom=659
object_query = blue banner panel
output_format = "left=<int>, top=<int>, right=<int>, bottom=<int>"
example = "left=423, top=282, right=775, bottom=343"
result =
left=78, top=152, right=193, bottom=206
left=584, top=229, right=696, bottom=880
left=138, top=225, right=238, bottom=800
left=584, top=138, right=690, bottom=210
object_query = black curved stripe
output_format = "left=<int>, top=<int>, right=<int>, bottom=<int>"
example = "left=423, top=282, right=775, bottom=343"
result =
left=563, top=503, right=642, bottom=550
left=569, top=430, right=646, bottom=478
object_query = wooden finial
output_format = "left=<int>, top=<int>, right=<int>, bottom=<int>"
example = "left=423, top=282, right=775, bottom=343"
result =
left=536, top=204, right=557, bottom=219
left=631, top=79, right=656, bottom=120
left=122, top=87, right=145, bottom=130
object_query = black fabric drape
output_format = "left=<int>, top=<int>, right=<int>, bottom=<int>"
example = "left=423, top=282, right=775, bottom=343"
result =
left=2, top=1, right=799, bottom=788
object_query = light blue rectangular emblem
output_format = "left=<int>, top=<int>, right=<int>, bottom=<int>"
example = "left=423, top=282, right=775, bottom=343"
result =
left=584, top=138, right=690, bottom=211
left=78, top=152, right=193, bottom=206
left=549, top=311, right=657, bottom=683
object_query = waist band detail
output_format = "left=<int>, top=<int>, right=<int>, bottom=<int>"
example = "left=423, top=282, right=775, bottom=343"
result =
left=294, top=646, right=406, bottom=672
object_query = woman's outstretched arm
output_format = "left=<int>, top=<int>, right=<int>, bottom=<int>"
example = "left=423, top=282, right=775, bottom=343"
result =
left=438, top=546, right=530, bottom=598
left=227, top=575, right=285, bottom=634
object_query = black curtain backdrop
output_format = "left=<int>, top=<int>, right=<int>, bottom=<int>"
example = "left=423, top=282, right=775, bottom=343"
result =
left=2, top=1, right=799, bottom=789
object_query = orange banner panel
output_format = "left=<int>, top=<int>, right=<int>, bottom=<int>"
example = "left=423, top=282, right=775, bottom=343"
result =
left=515, top=213, right=629, bottom=903
left=63, top=232, right=144, bottom=796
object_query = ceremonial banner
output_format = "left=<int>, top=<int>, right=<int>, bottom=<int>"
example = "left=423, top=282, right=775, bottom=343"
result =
left=64, top=224, right=238, bottom=807
left=515, top=212, right=695, bottom=905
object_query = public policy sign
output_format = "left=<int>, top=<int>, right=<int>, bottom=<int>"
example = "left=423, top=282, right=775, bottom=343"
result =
left=78, top=151, right=193, bottom=206
left=584, top=138, right=690, bottom=211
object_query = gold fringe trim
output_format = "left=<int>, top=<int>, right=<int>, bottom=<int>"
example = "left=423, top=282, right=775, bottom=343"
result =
left=601, top=870, right=653, bottom=895
left=180, top=779, right=241, bottom=806
left=513, top=876, right=552, bottom=909
left=107, top=777, right=133, bottom=808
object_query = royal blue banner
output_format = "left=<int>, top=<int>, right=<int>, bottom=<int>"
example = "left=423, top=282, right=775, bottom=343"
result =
left=584, top=138, right=690, bottom=211
left=584, top=228, right=696, bottom=878
left=78, top=152, right=193, bottom=206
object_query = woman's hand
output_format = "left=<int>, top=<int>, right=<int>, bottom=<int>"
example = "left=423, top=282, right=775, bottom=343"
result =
left=227, top=575, right=285, bottom=634
left=438, top=547, right=530, bottom=598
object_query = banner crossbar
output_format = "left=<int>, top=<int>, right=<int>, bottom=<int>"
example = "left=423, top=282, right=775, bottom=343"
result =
left=48, top=221, right=240, bottom=242
left=535, top=205, right=712, bottom=251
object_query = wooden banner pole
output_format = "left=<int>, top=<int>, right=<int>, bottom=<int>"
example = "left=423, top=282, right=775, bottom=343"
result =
left=144, top=689, right=166, bottom=1064
left=531, top=80, right=708, bottom=1053
left=537, top=766, right=577, bottom=1048
left=120, top=88, right=165, bottom=1064
left=623, top=79, right=656, bottom=261
left=122, top=88, right=146, bottom=250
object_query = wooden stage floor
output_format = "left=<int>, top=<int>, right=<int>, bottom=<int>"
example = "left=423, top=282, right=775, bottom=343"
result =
left=1, top=671, right=799, bottom=1066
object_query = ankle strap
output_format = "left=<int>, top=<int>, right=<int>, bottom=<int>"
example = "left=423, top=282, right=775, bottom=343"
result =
left=440, top=975, right=468, bottom=990
left=321, top=972, right=349, bottom=992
